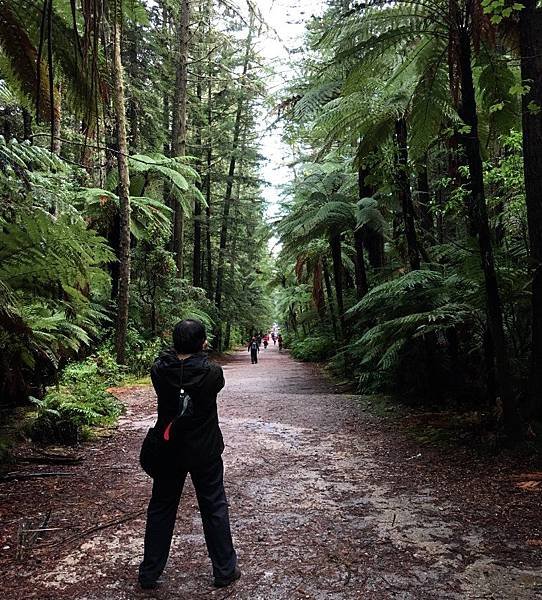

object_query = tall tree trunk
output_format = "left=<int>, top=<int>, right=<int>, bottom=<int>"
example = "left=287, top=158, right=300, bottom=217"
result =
left=223, top=198, right=241, bottom=349
left=112, top=6, right=131, bottom=364
left=22, top=108, right=32, bottom=141
left=204, top=33, right=213, bottom=297
left=192, top=41, right=203, bottom=288
left=394, top=117, right=421, bottom=270
left=51, top=83, right=62, bottom=154
left=358, top=164, right=384, bottom=269
left=364, top=227, right=385, bottom=269
left=354, top=229, right=368, bottom=300
left=329, top=233, right=345, bottom=336
left=171, top=0, right=190, bottom=275
left=354, top=166, right=371, bottom=299
left=322, top=257, right=338, bottom=340
left=456, top=26, right=520, bottom=433
left=214, top=18, right=253, bottom=348
left=127, top=26, right=140, bottom=152
left=519, top=0, right=542, bottom=416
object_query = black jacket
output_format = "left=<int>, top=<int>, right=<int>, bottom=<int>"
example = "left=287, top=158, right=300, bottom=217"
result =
left=150, top=349, right=225, bottom=469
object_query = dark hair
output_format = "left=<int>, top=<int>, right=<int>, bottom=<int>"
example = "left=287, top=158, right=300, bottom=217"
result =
left=172, top=319, right=206, bottom=354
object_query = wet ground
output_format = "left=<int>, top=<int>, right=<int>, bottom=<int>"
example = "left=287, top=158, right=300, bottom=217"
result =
left=1, top=345, right=542, bottom=599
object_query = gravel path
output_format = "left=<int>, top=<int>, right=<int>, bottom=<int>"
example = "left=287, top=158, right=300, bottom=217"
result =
left=1, top=345, right=541, bottom=599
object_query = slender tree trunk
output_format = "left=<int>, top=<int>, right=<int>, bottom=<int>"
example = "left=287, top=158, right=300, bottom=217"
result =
left=456, top=26, right=520, bottom=433
left=214, top=18, right=253, bottom=347
left=201, top=0, right=213, bottom=296
left=204, top=39, right=213, bottom=297
left=395, top=117, right=421, bottom=270
left=358, top=164, right=384, bottom=269
left=354, top=166, right=371, bottom=299
left=519, top=0, right=542, bottom=416
left=322, top=257, right=338, bottom=340
left=51, top=82, right=62, bottom=154
left=192, top=48, right=203, bottom=288
left=112, top=7, right=131, bottom=364
left=354, top=230, right=368, bottom=299
left=365, top=227, right=385, bottom=269
left=329, top=233, right=345, bottom=335
left=127, top=26, right=140, bottom=152
left=22, top=108, right=32, bottom=141
left=313, top=260, right=326, bottom=320
left=224, top=321, right=232, bottom=350
left=205, top=175, right=213, bottom=294
left=223, top=199, right=241, bottom=349
left=171, top=0, right=190, bottom=275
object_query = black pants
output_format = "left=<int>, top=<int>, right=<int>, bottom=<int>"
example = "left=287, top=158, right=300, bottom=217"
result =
left=139, top=457, right=237, bottom=584
left=250, top=350, right=258, bottom=364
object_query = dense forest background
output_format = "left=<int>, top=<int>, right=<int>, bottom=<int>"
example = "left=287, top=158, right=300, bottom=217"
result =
left=0, top=0, right=273, bottom=446
left=273, top=0, right=542, bottom=441
left=1, top=0, right=542, bottom=448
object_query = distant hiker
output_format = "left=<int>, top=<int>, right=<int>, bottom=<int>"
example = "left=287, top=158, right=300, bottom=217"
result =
left=272, top=332, right=276, bottom=345
left=248, top=336, right=259, bottom=364
left=278, top=334, right=283, bottom=351
left=138, top=319, right=241, bottom=590
left=263, top=334, right=269, bottom=349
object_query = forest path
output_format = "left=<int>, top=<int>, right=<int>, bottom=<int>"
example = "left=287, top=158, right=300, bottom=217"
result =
left=1, top=345, right=542, bottom=599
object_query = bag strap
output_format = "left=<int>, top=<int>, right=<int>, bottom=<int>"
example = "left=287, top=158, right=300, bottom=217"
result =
left=163, top=360, right=185, bottom=442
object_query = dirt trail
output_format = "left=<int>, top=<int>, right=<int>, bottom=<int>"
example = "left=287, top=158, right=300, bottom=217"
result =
left=1, top=345, right=542, bottom=599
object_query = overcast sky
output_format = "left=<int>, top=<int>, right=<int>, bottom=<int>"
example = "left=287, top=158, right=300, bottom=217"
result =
left=252, top=0, right=323, bottom=245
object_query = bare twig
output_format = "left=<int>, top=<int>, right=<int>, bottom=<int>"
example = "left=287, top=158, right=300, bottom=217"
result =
left=42, top=509, right=145, bottom=549
left=16, top=509, right=51, bottom=560
left=1, top=472, right=77, bottom=483
left=20, top=451, right=83, bottom=466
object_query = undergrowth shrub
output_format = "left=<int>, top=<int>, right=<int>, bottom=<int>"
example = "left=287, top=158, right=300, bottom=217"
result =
left=125, top=329, right=165, bottom=377
left=28, top=355, right=123, bottom=444
left=288, top=334, right=335, bottom=362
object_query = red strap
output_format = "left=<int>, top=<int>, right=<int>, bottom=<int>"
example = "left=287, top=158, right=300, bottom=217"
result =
left=163, top=421, right=173, bottom=441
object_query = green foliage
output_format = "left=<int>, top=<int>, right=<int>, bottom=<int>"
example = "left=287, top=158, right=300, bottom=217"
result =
left=347, top=270, right=475, bottom=392
left=0, top=139, right=113, bottom=405
left=28, top=356, right=123, bottom=444
left=123, top=330, right=164, bottom=377
left=274, top=0, right=534, bottom=420
left=288, top=334, right=335, bottom=362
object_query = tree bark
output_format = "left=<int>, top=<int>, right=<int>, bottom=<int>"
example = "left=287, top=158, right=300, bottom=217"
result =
left=354, top=229, right=368, bottom=300
left=354, top=166, right=371, bottom=299
left=456, top=26, right=520, bottom=433
left=214, top=17, right=253, bottom=347
left=204, top=26, right=214, bottom=297
left=127, top=25, right=140, bottom=152
left=322, top=258, right=337, bottom=340
left=394, top=117, right=421, bottom=270
left=192, top=40, right=203, bottom=288
left=112, top=7, right=131, bottom=365
left=329, top=233, right=345, bottom=336
left=22, top=108, right=32, bottom=141
left=171, top=0, right=190, bottom=275
left=519, top=0, right=542, bottom=416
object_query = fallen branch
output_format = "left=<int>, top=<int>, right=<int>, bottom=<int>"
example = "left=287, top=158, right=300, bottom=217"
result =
left=20, top=453, right=83, bottom=466
left=16, top=509, right=51, bottom=560
left=1, top=472, right=77, bottom=483
left=43, top=510, right=145, bottom=549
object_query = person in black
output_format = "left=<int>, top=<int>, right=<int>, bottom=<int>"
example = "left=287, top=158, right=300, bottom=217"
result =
left=248, top=336, right=259, bottom=364
left=139, top=319, right=240, bottom=590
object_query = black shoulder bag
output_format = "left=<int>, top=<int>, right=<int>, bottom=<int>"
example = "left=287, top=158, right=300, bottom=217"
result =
left=139, top=362, right=194, bottom=478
